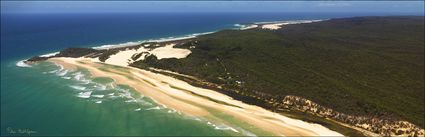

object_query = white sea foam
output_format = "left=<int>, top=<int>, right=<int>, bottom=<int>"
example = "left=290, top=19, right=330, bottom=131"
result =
left=51, top=62, right=64, bottom=71
left=95, top=100, right=102, bottom=104
left=194, top=117, right=202, bottom=121
left=116, top=88, right=135, bottom=101
left=94, top=84, right=107, bottom=91
left=234, top=24, right=258, bottom=30
left=92, top=31, right=215, bottom=50
left=39, top=52, right=59, bottom=57
left=56, top=69, right=68, bottom=76
left=234, top=24, right=243, bottom=27
left=69, top=85, right=86, bottom=91
left=48, top=63, right=66, bottom=75
left=71, top=72, right=91, bottom=84
left=16, top=60, right=32, bottom=67
left=205, top=121, right=240, bottom=133
left=93, top=41, right=142, bottom=50
left=73, top=72, right=84, bottom=80
left=92, top=94, right=105, bottom=98
left=108, top=95, right=119, bottom=99
left=145, top=106, right=161, bottom=110
left=125, top=99, right=137, bottom=103
left=80, top=79, right=91, bottom=85
left=134, top=108, right=142, bottom=111
left=107, top=83, right=115, bottom=89
left=167, top=109, right=177, bottom=113
left=48, top=70, right=58, bottom=73
left=77, top=91, right=92, bottom=98
left=131, top=95, right=152, bottom=106
left=214, top=124, right=239, bottom=133
left=118, top=90, right=133, bottom=99
left=138, top=100, right=153, bottom=106
left=235, top=127, right=257, bottom=137
left=116, top=87, right=130, bottom=93
left=62, top=76, right=71, bottom=79
left=145, top=32, right=214, bottom=43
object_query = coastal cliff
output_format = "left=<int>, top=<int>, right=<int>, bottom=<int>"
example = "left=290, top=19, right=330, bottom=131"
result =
left=280, top=95, right=425, bottom=136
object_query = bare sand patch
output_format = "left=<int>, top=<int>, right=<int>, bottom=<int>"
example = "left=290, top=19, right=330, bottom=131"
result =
left=261, top=23, right=286, bottom=30
left=104, top=44, right=191, bottom=67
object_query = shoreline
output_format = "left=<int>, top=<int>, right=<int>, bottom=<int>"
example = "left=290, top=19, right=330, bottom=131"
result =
left=22, top=19, right=323, bottom=64
left=48, top=57, right=343, bottom=136
left=92, top=19, right=323, bottom=50
left=92, top=31, right=216, bottom=50
left=23, top=19, right=322, bottom=56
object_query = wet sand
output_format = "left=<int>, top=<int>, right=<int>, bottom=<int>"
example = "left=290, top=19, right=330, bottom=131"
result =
left=49, top=57, right=343, bottom=136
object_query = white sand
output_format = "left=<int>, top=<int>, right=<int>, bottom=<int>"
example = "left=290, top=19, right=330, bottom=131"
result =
left=261, top=23, right=288, bottom=30
left=50, top=57, right=343, bottom=136
left=150, top=44, right=191, bottom=59
left=104, top=44, right=191, bottom=67
left=105, top=47, right=143, bottom=66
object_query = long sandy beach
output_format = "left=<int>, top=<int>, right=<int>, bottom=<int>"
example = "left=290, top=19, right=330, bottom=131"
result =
left=48, top=57, right=343, bottom=136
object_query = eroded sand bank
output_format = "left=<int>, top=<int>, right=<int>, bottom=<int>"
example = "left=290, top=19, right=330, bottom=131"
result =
left=49, top=57, right=343, bottom=136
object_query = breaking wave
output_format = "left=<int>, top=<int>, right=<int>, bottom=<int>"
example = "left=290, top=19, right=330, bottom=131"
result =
left=145, top=106, right=161, bottom=110
left=92, top=31, right=215, bottom=50
left=56, top=69, right=68, bottom=76
left=77, top=91, right=92, bottom=98
left=41, top=64, right=161, bottom=114
left=69, top=85, right=86, bottom=91
left=37, top=60, right=257, bottom=136
left=39, top=52, right=59, bottom=57
left=16, top=60, right=31, bottom=68
left=92, top=94, right=105, bottom=98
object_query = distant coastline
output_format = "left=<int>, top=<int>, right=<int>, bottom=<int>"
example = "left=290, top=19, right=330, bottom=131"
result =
left=21, top=19, right=324, bottom=64
left=91, top=19, right=324, bottom=50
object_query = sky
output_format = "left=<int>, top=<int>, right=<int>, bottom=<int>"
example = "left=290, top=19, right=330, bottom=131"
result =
left=1, top=1, right=424, bottom=14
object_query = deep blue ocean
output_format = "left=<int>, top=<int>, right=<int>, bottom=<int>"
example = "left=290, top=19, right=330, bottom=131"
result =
left=1, top=12, right=422, bottom=136
left=4, top=12, right=420, bottom=61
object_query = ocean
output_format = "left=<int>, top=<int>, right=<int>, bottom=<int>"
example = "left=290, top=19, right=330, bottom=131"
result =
left=1, top=12, right=421, bottom=136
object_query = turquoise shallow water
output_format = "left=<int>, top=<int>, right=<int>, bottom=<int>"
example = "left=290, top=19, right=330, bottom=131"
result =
left=1, top=61, right=244, bottom=136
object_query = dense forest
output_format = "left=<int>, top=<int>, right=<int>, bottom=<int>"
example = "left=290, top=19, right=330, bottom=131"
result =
left=131, top=16, right=424, bottom=128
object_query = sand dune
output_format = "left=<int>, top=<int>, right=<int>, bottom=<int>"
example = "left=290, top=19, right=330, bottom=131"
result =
left=104, top=44, right=191, bottom=66
left=261, top=23, right=287, bottom=30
